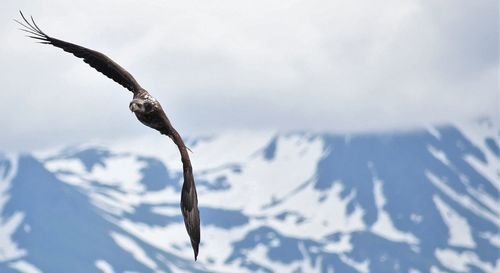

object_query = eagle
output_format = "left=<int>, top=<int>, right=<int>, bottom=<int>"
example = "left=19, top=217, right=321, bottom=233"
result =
left=16, top=11, right=200, bottom=260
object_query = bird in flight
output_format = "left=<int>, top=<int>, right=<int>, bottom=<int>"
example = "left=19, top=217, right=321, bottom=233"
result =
left=16, top=11, right=200, bottom=260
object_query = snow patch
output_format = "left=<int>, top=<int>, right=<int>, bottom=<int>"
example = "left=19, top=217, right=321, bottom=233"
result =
left=8, top=260, right=42, bottom=273
left=323, top=233, right=352, bottom=253
left=0, top=154, right=18, bottom=210
left=89, top=157, right=145, bottom=192
left=199, top=134, right=325, bottom=213
left=479, top=232, right=500, bottom=248
left=45, top=159, right=87, bottom=176
left=0, top=212, right=26, bottom=262
left=435, top=248, right=499, bottom=273
left=455, top=121, right=500, bottom=191
left=427, top=171, right=500, bottom=226
left=426, top=126, right=441, bottom=140
left=466, top=186, right=500, bottom=217
left=262, top=182, right=365, bottom=239
left=339, top=254, right=369, bottom=273
left=110, top=232, right=164, bottom=273
left=106, top=131, right=275, bottom=173
left=427, top=145, right=451, bottom=166
left=95, top=259, right=115, bottom=273
left=371, top=179, right=419, bottom=245
left=198, top=225, right=258, bottom=270
left=0, top=155, right=26, bottom=262
left=117, top=219, right=194, bottom=261
left=151, top=206, right=182, bottom=217
left=410, top=213, right=423, bottom=224
left=433, top=195, right=476, bottom=248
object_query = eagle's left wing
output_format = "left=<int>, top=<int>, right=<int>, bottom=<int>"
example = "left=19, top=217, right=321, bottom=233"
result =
left=15, top=11, right=142, bottom=93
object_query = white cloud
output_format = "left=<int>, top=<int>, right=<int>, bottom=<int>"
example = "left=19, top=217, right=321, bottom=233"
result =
left=0, top=0, right=497, bottom=150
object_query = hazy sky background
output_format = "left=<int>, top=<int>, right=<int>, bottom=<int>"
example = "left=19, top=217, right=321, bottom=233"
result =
left=0, top=0, right=498, bottom=151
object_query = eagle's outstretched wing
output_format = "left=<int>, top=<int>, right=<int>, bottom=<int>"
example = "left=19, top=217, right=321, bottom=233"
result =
left=160, top=114, right=200, bottom=261
left=15, top=11, right=141, bottom=93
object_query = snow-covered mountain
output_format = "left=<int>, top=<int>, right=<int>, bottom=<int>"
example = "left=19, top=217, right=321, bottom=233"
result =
left=0, top=119, right=498, bottom=273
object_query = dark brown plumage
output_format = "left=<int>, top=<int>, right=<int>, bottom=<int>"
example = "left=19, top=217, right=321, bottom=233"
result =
left=16, top=11, right=200, bottom=260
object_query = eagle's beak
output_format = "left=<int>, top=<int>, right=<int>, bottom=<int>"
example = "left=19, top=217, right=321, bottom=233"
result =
left=129, top=102, right=141, bottom=113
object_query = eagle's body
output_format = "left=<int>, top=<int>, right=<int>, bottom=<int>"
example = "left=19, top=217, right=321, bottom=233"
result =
left=16, top=11, right=200, bottom=260
left=130, top=90, right=168, bottom=131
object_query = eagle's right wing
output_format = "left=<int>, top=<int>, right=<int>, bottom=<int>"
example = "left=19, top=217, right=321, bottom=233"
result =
left=160, top=113, right=200, bottom=261
left=172, top=129, right=200, bottom=261
left=16, top=11, right=142, bottom=93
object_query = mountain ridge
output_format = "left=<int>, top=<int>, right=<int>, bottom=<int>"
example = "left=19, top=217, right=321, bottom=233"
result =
left=0, top=120, right=498, bottom=273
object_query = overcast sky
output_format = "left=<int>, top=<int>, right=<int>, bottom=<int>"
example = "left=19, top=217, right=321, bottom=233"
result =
left=0, top=0, right=498, bottom=151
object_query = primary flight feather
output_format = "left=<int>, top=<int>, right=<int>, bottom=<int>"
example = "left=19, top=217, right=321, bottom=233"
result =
left=16, top=11, right=200, bottom=260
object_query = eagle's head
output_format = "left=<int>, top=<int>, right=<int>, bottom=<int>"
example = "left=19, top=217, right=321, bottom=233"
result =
left=129, top=99, right=154, bottom=114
